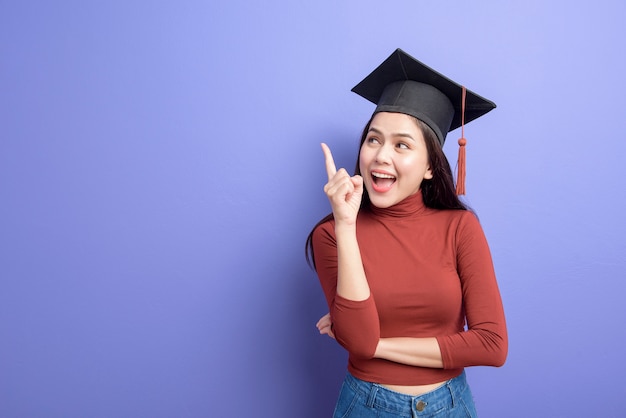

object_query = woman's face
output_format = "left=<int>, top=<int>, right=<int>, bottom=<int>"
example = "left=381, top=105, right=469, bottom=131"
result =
left=359, top=112, right=433, bottom=208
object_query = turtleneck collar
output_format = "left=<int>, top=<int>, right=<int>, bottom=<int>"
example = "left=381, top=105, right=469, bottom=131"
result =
left=368, top=190, right=430, bottom=219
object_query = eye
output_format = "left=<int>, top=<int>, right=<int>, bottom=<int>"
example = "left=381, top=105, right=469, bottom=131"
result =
left=396, top=142, right=410, bottom=150
left=367, top=136, right=381, bottom=145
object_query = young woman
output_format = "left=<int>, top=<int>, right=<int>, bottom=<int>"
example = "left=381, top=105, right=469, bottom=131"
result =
left=306, top=49, right=507, bottom=417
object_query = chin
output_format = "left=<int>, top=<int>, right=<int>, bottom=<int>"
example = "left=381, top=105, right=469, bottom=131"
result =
left=367, top=193, right=397, bottom=209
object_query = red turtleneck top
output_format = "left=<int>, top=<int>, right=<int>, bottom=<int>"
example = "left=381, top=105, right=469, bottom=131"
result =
left=312, top=191, right=507, bottom=385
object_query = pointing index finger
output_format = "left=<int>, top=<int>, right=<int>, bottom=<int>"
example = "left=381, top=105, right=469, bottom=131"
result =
left=321, top=143, right=337, bottom=181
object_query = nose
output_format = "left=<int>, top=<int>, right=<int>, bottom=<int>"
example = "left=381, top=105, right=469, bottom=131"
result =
left=375, top=143, right=393, bottom=164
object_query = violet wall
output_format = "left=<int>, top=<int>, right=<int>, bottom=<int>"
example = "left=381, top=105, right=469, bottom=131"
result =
left=1, top=1, right=625, bottom=417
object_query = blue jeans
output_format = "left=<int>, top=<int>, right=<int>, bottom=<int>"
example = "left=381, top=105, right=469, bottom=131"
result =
left=333, top=371, right=478, bottom=418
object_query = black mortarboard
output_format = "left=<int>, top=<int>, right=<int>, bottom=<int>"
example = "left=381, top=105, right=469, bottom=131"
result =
left=351, top=48, right=496, bottom=146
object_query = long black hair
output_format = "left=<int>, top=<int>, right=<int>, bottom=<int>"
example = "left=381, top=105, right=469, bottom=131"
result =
left=305, top=114, right=469, bottom=268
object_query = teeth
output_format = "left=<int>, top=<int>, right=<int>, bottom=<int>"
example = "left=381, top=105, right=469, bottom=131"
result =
left=372, top=172, right=395, bottom=179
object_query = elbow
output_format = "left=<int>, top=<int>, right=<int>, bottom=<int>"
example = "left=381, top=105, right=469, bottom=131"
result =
left=334, top=321, right=380, bottom=359
left=479, top=324, right=508, bottom=367
left=487, top=336, right=508, bottom=367
left=346, top=344, right=377, bottom=360
left=330, top=295, right=380, bottom=359
left=335, top=331, right=379, bottom=359
left=490, top=347, right=508, bottom=367
left=472, top=329, right=508, bottom=367
left=494, top=340, right=509, bottom=367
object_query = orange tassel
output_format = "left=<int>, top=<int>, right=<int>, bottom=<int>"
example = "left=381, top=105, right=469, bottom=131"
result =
left=455, top=86, right=467, bottom=196
left=456, top=138, right=466, bottom=195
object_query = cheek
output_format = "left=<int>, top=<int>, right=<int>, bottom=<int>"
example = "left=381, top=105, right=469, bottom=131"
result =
left=398, top=155, right=418, bottom=171
left=358, top=148, right=370, bottom=172
left=399, top=155, right=429, bottom=177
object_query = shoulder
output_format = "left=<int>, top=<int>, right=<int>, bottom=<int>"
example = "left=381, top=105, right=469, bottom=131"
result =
left=428, top=208, right=479, bottom=227
left=456, top=210, right=482, bottom=231
left=426, top=209, right=486, bottom=244
left=450, top=210, right=491, bottom=252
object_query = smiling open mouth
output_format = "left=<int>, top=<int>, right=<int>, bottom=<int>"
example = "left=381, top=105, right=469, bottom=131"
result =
left=372, top=172, right=396, bottom=192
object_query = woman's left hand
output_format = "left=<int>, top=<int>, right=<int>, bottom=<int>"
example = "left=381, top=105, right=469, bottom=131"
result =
left=316, top=313, right=335, bottom=339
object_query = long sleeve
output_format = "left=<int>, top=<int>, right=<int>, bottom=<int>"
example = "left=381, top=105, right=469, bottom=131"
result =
left=310, top=191, right=507, bottom=385
left=436, top=212, right=508, bottom=369
left=312, top=221, right=380, bottom=359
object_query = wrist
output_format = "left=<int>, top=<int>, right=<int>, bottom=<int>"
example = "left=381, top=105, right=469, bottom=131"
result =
left=334, top=221, right=357, bottom=233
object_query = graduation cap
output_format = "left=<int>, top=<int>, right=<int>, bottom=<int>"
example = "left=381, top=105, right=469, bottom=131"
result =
left=351, top=48, right=496, bottom=194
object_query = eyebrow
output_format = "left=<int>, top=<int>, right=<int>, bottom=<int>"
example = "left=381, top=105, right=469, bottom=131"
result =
left=368, top=127, right=416, bottom=142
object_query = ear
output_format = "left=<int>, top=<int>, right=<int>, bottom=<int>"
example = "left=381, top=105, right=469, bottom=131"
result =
left=423, top=165, right=434, bottom=180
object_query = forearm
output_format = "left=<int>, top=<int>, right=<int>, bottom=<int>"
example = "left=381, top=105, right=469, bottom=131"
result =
left=317, top=144, right=379, bottom=357
left=374, top=337, right=444, bottom=369
left=335, top=222, right=370, bottom=301
left=328, top=222, right=380, bottom=358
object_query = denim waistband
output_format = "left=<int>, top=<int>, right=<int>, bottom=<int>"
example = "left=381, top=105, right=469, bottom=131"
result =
left=343, top=371, right=470, bottom=416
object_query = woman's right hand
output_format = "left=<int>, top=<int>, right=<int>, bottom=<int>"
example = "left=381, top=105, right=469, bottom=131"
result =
left=321, top=143, right=363, bottom=226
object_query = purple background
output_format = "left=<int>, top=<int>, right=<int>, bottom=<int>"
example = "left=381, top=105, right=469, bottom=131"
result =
left=1, top=1, right=625, bottom=417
